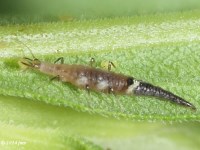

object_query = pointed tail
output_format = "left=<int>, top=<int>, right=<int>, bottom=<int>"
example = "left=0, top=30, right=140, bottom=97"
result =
left=133, top=81, right=196, bottom=110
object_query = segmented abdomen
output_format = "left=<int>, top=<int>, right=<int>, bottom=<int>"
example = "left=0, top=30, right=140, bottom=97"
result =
left=67, top=65, right=131, bottom=93
left=134, top=82, right=196, bottom=109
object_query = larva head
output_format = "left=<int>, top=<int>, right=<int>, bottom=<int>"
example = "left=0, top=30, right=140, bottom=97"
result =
left=15, top=39, right=41, bottom=69
left=19, top=57, right=41, bottom=69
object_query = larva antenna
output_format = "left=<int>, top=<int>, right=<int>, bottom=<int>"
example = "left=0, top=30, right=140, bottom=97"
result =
left=15, top=39, right=37, bottom=60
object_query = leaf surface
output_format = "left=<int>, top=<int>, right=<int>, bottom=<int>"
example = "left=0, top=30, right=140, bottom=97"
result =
left=0, top=10, right=200, bottom=121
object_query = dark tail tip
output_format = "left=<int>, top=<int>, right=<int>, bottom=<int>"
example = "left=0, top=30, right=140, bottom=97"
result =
left=189, top=104, right=196, bottom=111
left=134, top=81, right=196, bottom=111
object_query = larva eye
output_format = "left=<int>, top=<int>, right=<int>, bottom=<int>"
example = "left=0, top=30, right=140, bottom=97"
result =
left=127, top=77, right=134, bottom=86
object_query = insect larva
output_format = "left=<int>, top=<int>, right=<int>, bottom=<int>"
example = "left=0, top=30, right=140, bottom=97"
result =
left=20, top=57, right=196, bottom=110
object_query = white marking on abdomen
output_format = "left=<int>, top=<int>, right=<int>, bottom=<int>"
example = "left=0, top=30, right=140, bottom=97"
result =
left=126, top=80, right=140, bottom=94
left=97, top=81, right=109, bottom=90
left=76, top=76, right=88, bottom=86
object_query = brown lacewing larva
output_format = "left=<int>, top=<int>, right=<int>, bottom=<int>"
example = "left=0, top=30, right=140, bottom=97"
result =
left=20, top=56, right=196, bottom=110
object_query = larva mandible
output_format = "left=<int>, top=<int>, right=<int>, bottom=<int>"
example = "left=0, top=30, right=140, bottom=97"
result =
left=20, top=56, right=196, bottom=110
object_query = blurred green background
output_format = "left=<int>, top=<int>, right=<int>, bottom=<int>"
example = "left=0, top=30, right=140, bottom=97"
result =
left=1, top=0, right=200, bottom=24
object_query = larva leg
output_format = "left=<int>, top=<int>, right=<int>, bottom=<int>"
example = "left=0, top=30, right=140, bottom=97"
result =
left=54, top=57, right=64, bottom=64
left=109, top=88, right=124, bottom=112
left=50, top=75, right=60, bottom=81
left=85, top=84, right=90, bottom=94
left=108, top=87, right=114, bottom=94
left=108, top=61, right=116, bottom=71
left=89, top=57, right=95, bottom=67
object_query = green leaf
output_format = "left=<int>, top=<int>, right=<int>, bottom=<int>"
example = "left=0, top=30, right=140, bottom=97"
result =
left=0, top=95, right=200, bottom=150
left=1, top=10, right=200, bottom=121
left=0, top=124, right=102, bottom=150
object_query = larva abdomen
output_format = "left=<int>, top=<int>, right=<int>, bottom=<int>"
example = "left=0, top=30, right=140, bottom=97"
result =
left=38, top=63, right=130, bottom=93
left=67, top=65, right=130, bottom=93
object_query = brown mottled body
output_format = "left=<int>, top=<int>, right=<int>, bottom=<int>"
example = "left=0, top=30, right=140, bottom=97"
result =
left=39, top=62, right=131, bottom=94
left=20, top=57, right=196, bottom=110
